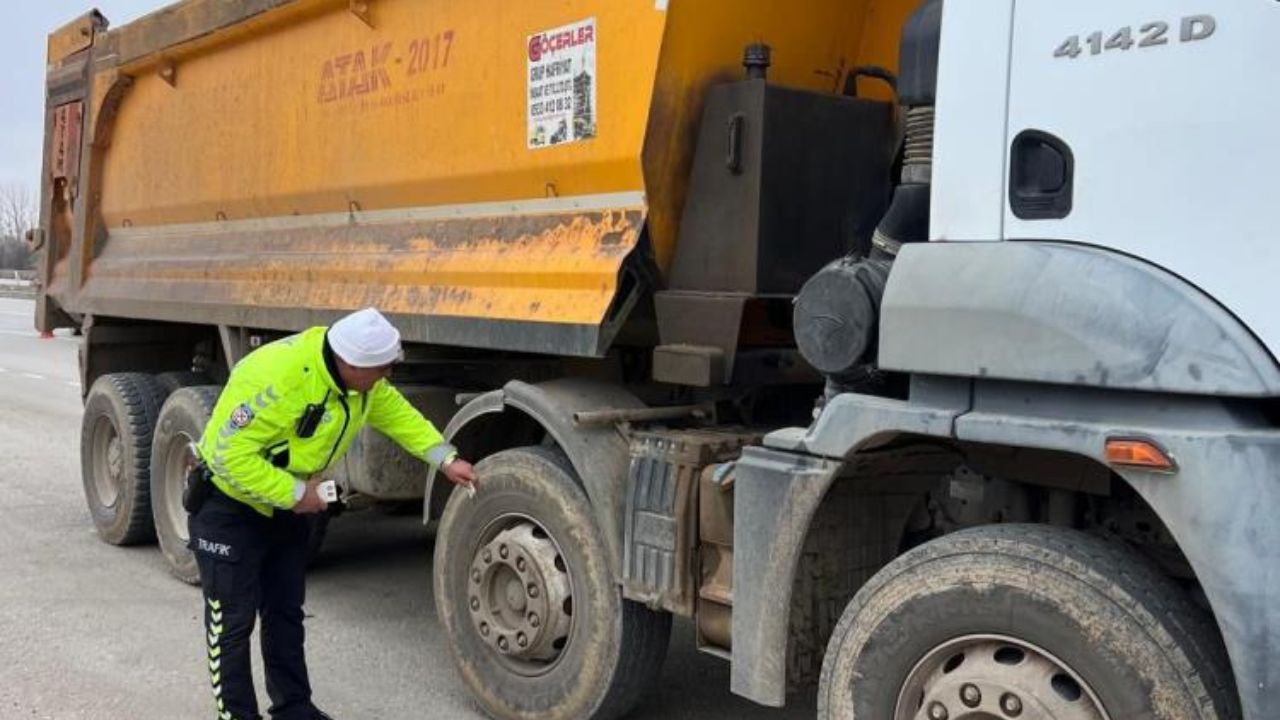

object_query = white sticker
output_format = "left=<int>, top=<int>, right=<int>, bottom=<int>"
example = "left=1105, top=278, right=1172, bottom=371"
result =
left=527, top=18, right=597, bottom=149
left=655, top=0, right=669, bottom=9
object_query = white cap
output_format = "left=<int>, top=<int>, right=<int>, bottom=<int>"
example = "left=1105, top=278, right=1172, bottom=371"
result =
left=328, top=308, right=404, bottom=367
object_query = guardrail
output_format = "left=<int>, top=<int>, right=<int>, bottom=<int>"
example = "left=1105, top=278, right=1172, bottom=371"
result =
left=0, top=278, right=36, bottom=299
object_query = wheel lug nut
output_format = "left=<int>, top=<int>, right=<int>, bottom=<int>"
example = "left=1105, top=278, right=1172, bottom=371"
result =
left=482, top=549, right=492, bottom=564
left=499, top=544, right=509, bottom=559
left=1001, top=693, right=1023, bottom=717
left=527, top=583, right=540, bottom=598
left=471, top=569, right=481, bottom=583
left=529, top=613, right=540, bottom=628
left=928, top=702, right=948, bottom=720
left=497, top=636, right=510, bottom=653
left=479, top=622, right=490, bottom=637
left=961, top=683, right=981, bottom=708
left=517, top=632, right=528, bottom=648
left=469, top=597, right=480, bottom=612
left=516, top=557, right=527, bottom=572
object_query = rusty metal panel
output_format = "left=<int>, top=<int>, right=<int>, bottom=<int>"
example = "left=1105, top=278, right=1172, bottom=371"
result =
left=77, top=205, right=643, bottom=356
left=51, top=103, right=84, bottom=184
left=47, top=11, right=106, bottom=65
left=107, top=0, right=301, bottom=66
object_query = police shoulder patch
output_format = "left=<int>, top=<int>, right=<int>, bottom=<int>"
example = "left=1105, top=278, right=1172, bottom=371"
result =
left=230, top=403, right=256, bottom=429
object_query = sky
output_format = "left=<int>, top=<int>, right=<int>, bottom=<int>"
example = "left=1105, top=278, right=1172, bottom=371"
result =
left=0, top=1, right=161, bottom=192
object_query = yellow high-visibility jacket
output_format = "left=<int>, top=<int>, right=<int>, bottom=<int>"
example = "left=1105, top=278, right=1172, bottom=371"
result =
left=198, top=326, right=453, bottom=517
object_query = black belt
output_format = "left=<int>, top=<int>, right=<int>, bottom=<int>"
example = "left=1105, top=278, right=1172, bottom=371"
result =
left=184, top=460, right=255, bottom=516
left=186, top=460, right=297, bottom=519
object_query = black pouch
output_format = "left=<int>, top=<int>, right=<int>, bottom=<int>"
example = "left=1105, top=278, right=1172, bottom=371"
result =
left=182, top=462, right=215, bottom=514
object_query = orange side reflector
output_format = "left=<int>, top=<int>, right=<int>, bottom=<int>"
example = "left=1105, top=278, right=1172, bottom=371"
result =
left=1105, top=438, right=1176, bottom=472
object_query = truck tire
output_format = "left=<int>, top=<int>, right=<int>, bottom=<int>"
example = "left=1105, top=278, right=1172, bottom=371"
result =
left=818, top=524, right=1240, bottom=720
left=80, top=373, right=166, bottom=545
left=150, top=385, right=222, bottom=584
left=434, top=446, right=672, bottom=720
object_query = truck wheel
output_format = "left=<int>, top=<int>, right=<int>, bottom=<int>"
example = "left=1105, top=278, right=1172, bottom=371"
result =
left=818, top=524, right=1239, bottom=720
left=80, top=373, right=165, bottom=545
left=434, top=446, right=672, bottom=720
left=150, top=386, right=221, bottom=584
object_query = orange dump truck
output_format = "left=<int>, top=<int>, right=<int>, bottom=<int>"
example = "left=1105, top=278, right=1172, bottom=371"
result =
left=38, top=1, right=1259, bottom=719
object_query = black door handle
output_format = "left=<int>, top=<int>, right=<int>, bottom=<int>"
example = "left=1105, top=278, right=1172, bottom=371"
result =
left=1010, top=130, right=1074, bottom=220
left=726, top=113, right=745, bottom=175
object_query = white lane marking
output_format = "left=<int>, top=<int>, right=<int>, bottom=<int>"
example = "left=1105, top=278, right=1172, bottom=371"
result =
left=0, top=328, right=75, bottom=340
left=0, top=366, right=76, bottom=384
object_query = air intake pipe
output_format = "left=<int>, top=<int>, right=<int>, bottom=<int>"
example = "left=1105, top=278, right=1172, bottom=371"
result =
left=794, top=0, right=942, bottom=383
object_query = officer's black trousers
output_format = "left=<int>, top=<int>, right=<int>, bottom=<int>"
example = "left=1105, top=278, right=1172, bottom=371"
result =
left=190, top=492, right=314, bottom=720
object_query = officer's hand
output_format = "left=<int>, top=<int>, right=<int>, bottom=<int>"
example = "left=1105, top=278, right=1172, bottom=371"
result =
left=442, top=458, right=478, bottom=489
left=293, top=478, right=329, bottom=515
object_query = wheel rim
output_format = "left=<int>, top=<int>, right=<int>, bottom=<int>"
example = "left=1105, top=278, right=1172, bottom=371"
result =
left=91, top=415, right=124, bottom=508
left=160, top=431, right=197, bottom=545
left=466, top=513, right=575, bottom=677
left=895, top=635, right=1110, bottom=720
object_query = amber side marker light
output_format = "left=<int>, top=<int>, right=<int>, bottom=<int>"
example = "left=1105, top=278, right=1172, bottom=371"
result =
left=1105, top=438, right=1177, bottom=473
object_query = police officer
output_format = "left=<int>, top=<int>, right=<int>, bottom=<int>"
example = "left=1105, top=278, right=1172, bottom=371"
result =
left=188, top=308, right=477, bottom=720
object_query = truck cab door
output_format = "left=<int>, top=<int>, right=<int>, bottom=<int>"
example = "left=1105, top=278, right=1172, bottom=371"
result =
left=1003, top=0, right=1280, bottom=358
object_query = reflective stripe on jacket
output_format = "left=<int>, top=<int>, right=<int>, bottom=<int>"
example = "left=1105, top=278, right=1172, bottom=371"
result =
left=198, top=326, right=453, bottom=517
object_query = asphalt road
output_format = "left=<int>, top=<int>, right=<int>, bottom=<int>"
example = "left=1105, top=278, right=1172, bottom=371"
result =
left=0, top=298, right=816, bottom=720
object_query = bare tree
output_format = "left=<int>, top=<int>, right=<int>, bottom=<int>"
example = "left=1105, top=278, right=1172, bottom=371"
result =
left=0, top=183, right=36, bottom=239
left=0, top=183, right=37, bottom=270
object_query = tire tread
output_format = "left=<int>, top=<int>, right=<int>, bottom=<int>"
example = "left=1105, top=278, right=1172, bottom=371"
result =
left=818, top=524, right=1240, bottom=720
left=82, top=373, right=166, bottom=545
left=435, top=445, right=672, bottom=720
left=502, top=446, right=673, bottom=720
left=150, top=385, right=222, bottom=583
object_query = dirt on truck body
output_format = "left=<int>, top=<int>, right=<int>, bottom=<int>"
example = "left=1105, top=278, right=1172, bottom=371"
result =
left=37, top=1, right=1277, bottom=719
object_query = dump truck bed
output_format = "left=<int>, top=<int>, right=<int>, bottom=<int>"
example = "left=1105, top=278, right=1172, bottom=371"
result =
left=38, top=0, right=914, bottom=355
